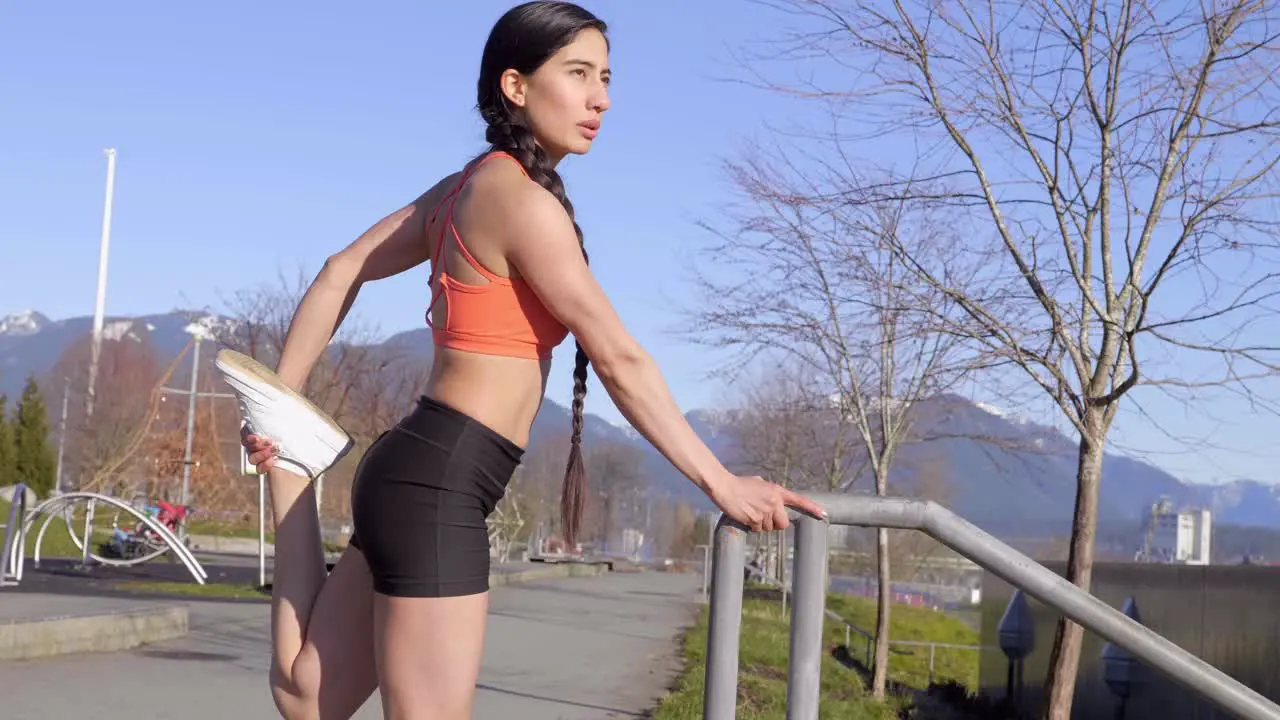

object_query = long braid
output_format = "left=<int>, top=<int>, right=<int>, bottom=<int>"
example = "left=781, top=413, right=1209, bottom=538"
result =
left=483, top=111, right=592, bottom=548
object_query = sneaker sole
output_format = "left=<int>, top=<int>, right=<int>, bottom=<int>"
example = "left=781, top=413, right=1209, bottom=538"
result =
left=213, top=349, right=354, bottom=472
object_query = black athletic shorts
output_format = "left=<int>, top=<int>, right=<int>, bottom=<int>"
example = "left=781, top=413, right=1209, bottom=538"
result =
left=348, top=395, right=523, bottom=597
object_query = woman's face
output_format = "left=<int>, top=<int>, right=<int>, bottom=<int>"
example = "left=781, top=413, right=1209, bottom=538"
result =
left=501, top=28, right=612, bottom=163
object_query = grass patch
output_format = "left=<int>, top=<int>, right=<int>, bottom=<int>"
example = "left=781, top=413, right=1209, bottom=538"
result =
left=113, top=580, right=269, bottom=600
left=652, top=592, right=980, bottom=719
left=185, top=518, right=275, bottom=544
left=826, top=594, right=981, bottom=690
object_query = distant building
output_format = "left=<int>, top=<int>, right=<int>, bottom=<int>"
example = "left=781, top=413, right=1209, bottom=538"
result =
left=1145, top=503, right=1212, bottom=565
left=620, top=527, right=645, bottom=557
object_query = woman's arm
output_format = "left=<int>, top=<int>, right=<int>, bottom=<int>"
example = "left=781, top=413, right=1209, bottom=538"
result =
left=498, top=182, right=826, bottom=529
left=274, top=192, right=435, bottom=391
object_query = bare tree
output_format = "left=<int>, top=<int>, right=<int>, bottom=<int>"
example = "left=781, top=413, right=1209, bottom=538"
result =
left=517, top=432, right=571, bottom=545
left=691, top=153, right=983, bottom=697
left=218, top=269, right=433, bottom=523
left=668, top=500, right=701, bottom=560
left=50, top=333, right=164, bottom=493
left=727, top=360, right=866, bottom=493
left=724, top=361, right=865, bottom=589
left=218, top=267, right=421, bottom=439
left=845, top=449, right=957, bottom=586
left=583, top=439, right=645, bottom=551
left=738, top=1, right=1280, bottom=715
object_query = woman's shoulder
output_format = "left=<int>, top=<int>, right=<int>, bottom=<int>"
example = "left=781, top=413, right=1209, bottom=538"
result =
left=459, top=152, right=558, bottom=216
left=446, top=154, right=575, bottom=254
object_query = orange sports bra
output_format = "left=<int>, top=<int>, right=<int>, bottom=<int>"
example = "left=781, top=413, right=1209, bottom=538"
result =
left=424, top=151, right=570, bottom=361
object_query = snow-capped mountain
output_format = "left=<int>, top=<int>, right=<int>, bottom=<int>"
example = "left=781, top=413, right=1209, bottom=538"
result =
left=0, top=310, right=50, bottom=337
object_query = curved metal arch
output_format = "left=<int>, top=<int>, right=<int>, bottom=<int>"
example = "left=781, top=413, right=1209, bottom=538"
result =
left=1, top=483, right=28, bottom=587
left=19, top=492, right=207, bottom=585
left=52, top=498, right=171, bottom=566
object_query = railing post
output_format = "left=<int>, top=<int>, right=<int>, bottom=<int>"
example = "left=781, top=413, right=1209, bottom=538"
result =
left=1, top=484, right=27, bottom=587
left=704, top=516, right=747, bottom=720
left=786, top=514, right=828, bottom=719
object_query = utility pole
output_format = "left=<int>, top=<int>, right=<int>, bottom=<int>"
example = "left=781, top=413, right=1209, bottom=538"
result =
left=87, top=148, right=117, bottom=419
left=158, top=324, right=235, bottom=539
left=179, top=331, right=203, bottom=517
left=54, top=376, right=69, bottom=494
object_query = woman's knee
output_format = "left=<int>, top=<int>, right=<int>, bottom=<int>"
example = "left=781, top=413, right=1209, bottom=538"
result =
left=269, top=653, right=322, bottom=720
left=271, top=681, right=315, bottom=720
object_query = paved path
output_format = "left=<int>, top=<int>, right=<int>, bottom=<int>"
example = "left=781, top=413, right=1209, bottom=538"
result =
left=0, top=571, right=701, bottom=719
left=0, top=592, right=178, bottom=623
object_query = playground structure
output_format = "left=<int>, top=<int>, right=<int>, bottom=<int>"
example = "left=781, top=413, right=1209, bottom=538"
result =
left=1, top=483, right=208, bottom=588
left=703, top=493, right=1280, bottom=720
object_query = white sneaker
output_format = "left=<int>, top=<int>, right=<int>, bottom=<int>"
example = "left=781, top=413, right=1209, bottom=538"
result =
left=214, top=349, right=354, bottom=481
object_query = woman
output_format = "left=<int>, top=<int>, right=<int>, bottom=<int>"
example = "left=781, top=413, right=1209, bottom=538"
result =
left=215, top=2, right=827, bottom=718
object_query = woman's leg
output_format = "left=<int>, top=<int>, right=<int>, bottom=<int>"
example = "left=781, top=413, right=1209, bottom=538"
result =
left=213, top=348, right=379, bottom=717
left=346, top=396, right=521, bottom=719
left=265, top=466, right=379, bottom=719
left=373, top=591, right=490, bottom=720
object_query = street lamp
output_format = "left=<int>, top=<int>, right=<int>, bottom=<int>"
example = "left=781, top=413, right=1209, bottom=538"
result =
left=178, top=322, right=210, bottom=516
left=87, top=148, right=117, bottom=419
left=156, top=321, right=236, bottom=539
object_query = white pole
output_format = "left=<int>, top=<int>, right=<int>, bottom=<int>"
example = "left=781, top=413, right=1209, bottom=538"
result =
left=258, top=473, right=266, bottom=588
left=87, top=148, right=117, bottom=419
left=54, top=376, right=69, bottom=494
left=178, top=334, right=201, bottom=525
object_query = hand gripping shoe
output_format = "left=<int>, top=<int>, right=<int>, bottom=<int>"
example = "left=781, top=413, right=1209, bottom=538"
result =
left=214, top=349, right=354, bottom=481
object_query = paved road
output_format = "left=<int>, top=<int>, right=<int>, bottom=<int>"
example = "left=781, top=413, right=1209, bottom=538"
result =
left=0, top=571, right=701, bottom=719
left=4, top=554, right=600, bottom=599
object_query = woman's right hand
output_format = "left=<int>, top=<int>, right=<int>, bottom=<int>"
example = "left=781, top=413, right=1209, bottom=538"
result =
left=707, top=473, right=827, bottom=532
left=241, top=429, right=280, bottom=474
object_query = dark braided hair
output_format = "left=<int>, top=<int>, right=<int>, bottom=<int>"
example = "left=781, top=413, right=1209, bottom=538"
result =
left=477, top=1, right=607, bottom=548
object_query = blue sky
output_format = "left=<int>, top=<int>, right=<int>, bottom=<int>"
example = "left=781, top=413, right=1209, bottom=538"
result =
left=3, top=1, right=1277, bottom=487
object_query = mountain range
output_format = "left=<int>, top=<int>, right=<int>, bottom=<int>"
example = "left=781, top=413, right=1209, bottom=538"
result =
left=4, top=308, right=1280, bottom=551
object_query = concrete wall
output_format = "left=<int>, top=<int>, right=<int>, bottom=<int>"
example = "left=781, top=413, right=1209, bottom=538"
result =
left=976, top=561, right=1280, bottom=719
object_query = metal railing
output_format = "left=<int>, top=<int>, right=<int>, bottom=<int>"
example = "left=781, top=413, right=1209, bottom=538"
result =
left=1, top=483, right=28, bottom=587
left=1, top=491, right=209, bottom=587
left=703, top=494, right=1280, bottom=720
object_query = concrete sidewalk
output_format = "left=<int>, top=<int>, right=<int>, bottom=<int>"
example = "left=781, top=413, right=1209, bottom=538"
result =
left=0, top=594, right=188, bottom=661
left=0, top=571, right=701, bottom=719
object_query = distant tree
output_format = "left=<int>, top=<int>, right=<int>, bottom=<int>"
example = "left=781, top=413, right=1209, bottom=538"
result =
left=668, top=501, right=699, bottom=559
left=0, top=395, right=14, bottom=486
left=219, top=267, right=425, bottom=441
left=692, top=513, right=712, bottom=551
left=52, top=334, right=163, bottom=493
left=14, top=376, right=56, bottom=497
left=583, top=440, right=645, bottom=549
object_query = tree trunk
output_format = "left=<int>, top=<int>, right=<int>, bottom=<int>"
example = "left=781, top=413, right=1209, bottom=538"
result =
left=871, top=467, right=892, bottom=699
left=1041, top=407, right=1106, bottom=719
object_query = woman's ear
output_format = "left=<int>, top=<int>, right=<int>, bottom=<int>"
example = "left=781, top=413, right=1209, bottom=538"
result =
left=500, top=69, right=528, bottom=109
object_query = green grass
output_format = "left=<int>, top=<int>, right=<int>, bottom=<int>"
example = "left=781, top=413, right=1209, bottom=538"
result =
left=652, top=591, right=980, bottom=720
left=825, top=594, right=981, bottom=691
left=184, top=517, right=275, bottom=543
left=113, top=580, right=270, bottom=600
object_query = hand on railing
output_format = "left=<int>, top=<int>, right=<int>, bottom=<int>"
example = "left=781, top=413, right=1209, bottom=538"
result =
left=705, top=474, right=827, bottom=532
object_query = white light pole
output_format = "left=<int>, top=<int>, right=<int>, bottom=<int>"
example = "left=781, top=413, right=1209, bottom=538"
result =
left=86, top=148, right=117, bottom=419
left=54, top=376, right=69, bottom=495
left=178, top=323, right=208, bottom=519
